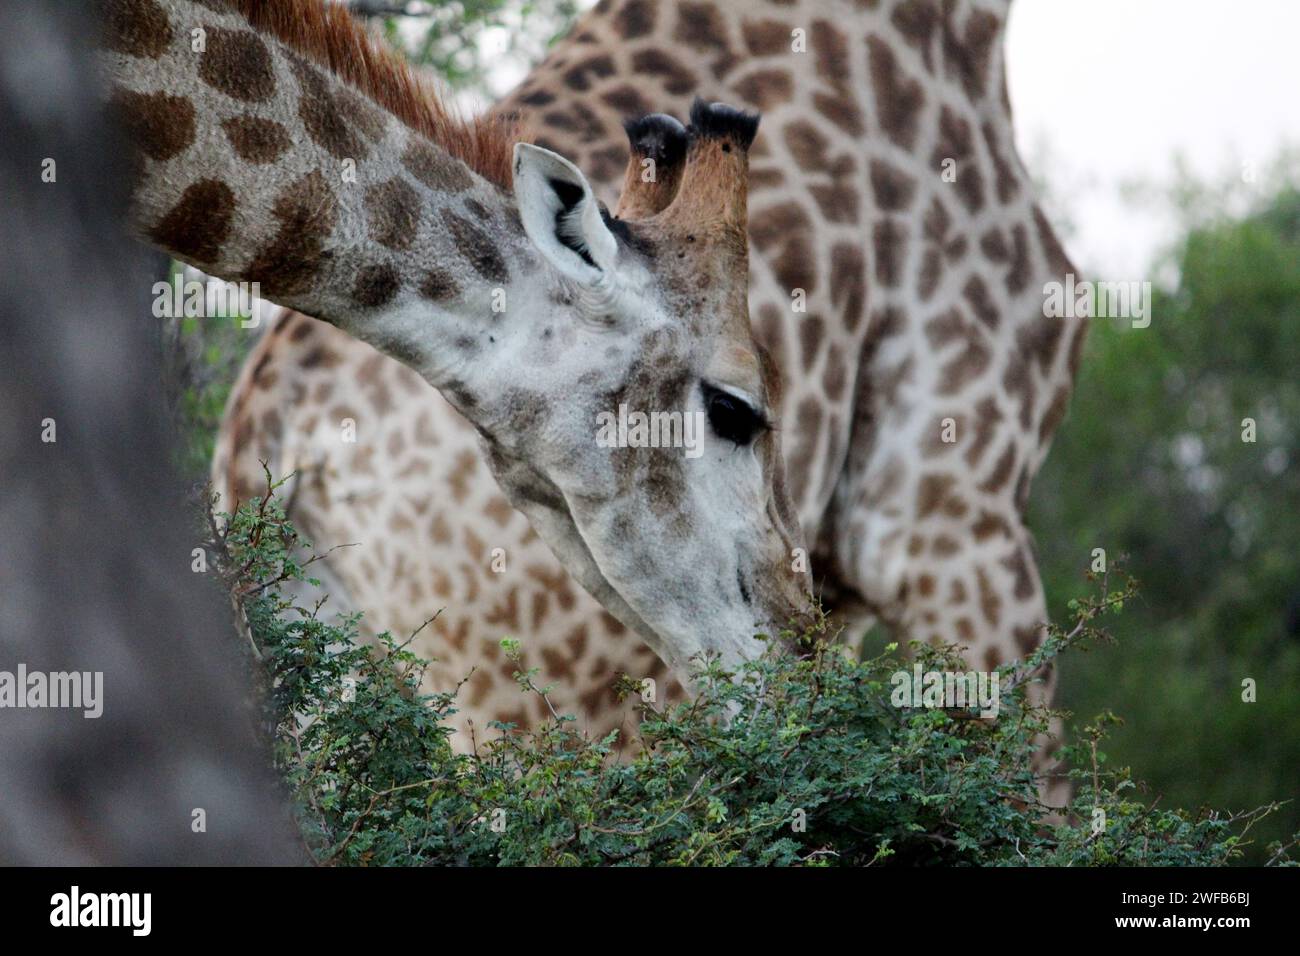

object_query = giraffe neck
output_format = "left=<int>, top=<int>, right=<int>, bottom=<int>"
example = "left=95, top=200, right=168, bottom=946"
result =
left=102, top=0, right=540, bottom=400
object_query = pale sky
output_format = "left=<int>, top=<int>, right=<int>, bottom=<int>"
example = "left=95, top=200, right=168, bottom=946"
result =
left=1007, top=0, right=1300, bottom=278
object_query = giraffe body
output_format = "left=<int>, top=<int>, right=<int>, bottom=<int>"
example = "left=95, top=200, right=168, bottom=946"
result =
left=196, top=0, right=1083, bottom=752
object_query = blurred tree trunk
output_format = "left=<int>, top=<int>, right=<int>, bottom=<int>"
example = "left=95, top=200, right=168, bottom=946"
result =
left=0, top=0, right=301, bottom=864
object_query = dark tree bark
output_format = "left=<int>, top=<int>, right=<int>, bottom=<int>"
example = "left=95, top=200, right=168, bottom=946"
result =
left=0, top=1, right=301, bottom=864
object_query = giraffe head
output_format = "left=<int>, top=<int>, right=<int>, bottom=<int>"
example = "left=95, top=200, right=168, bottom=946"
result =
left=99, top=0, right=809, bottom=680
left=475, top=100, right=813, bottom=675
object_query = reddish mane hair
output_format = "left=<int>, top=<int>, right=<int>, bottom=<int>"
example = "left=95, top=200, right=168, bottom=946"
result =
left=222, top=0, right=527, bottom=187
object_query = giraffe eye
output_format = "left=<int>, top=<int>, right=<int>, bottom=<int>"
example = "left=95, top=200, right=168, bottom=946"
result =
left=702, top=384, right=768, bottom=447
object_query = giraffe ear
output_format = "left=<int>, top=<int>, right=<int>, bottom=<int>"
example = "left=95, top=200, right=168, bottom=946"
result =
left=513, top=143, right=618, bottom=284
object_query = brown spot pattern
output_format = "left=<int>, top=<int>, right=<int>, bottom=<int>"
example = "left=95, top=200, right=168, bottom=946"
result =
left=972, top=510, right=1012, bottom=542
left=873, top=218, right=906, bottom=288
left=924, top=307, right=991, bottom=395
left=291, top=56, right=368, bottom=159
left=867, top=34, right=923, bottom=149
left=981, top=120, right=1020, bottom=205
left=1001, top=547, right=1035, bottom=601
left=932, top=106, right=985, bottom=214
left=222, top=115, right=291, bottom=163
left=102, top=0, right=172, bottom=59
left=916, top=473, right=955, bottom=519
left=812, top=91, right=863, bottom=136
left=420, top=267, right=460, bottom=301
left=601, top=85, right=651, bottom=116
left=963, top=275, right=1000, bottom=330
left=798, top=316, right=824, bottom=373
left=441, top=210, right=507, bottom=284
left=980, top=441, right=1016, bottom=494
left=870, top=160, right=917, bottom=211
left=243, top=170, right=339, bottom=298
left=1038, top=384, right=1072, bottom=442
left=402, top=138, right=473, bottom=193
left=148, top=178, right=235, bottom=265
left=742, top=18, right=791, bottom=55
left=352, top=263, right=401, bottom=308
left=630, top=49, right=697, bottom=95
left=564, top=55, right=616, bottom=91
left=109, top=88, right=195, bottom=161
left=891, top=0, right=939, bottom=70
left=1034, top=205, right=1074, bottom=277
left=200, top=27, right=276, bottom=103
left=976, top=567, right=1001, bottom=628
left=810, top=182, right=860, bottom=224
left=338, top=88, right=388, bottom=142
left=784, top=121, right=829, bottom=171
left=675, top=2, right=731, bottom=50
left=615, top=0, right=656, bottom=38
left=964, top=396, right=1002, bottom=466
left=365, top=177, right=421, bottom=250
left=943, top=7, right=1000, bottom=100
left=829, top=243, right=866, bottom=333
left=811, top=20, right=851, bottom=87
left=732, top=69, right=794, bottom=110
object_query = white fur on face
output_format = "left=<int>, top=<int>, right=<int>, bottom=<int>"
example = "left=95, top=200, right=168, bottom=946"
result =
left=394, top=147, right=812, bottom=683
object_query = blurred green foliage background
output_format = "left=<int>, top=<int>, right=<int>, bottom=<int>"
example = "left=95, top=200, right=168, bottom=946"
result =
left=1031, top=171, right=1300, bottom=862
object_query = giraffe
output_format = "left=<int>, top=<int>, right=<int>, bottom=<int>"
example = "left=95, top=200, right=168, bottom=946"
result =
left=193, top=0, right=1084, bottom=772
left=100, top=0, right=818, bottom=740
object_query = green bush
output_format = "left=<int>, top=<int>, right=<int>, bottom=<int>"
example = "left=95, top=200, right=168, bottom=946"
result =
left=205, top=472, right=1297, bottom=866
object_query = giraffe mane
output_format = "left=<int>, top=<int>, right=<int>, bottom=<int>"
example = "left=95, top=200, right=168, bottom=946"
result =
left=220, top=0, right=528, bottom=188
